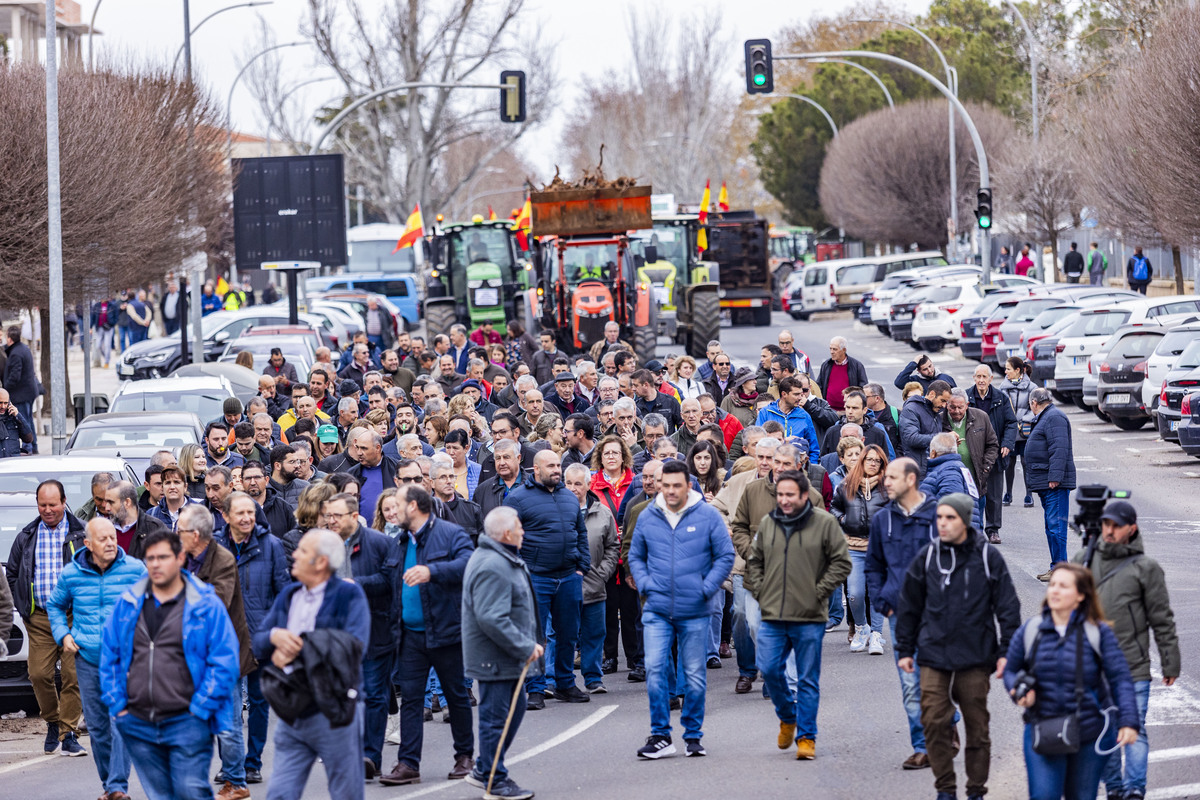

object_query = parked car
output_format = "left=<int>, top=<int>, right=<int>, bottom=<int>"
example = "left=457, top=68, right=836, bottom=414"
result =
left=1096, top=326, right=1166, bottom=430
left=1155, top=340, right=1200, bottom=442
left=0, top=455, right=139, bottom=511
left=1140, top=321, right=1200, bottom=421
left=869, top=264, right=979, bottom=333
left=888, top=275, right=981, bottom=345
left=908, top=282, right=988, bottom=351
left=65, top=411, right=203, bottom=477
left=219, top=333, right=315, bottom=381
left=1177, top=389, right=1200, bottom=457
left=960, top=292, right=1024, bottom=362
left=109, top=375, right=235, bottom=424
left=799, top=251, right=949, bottom=320
left=306, top=276, right=418, bottom=330
left=0, top=492, right=37, bottom=700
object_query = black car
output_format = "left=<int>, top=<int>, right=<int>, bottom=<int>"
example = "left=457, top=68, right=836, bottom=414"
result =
left=1096, top=327, right=1165, bottom=430
left=1031, top=338, right=1060, bottom=388
left=1177, top=390, right=1200, bottom=457
left=1155, top=342, right=1200, bottom=441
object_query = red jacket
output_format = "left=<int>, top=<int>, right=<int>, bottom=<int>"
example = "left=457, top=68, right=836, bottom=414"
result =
left=589, top=468, right=633, bottom=520
left=470, top=328, right=503, bottom=347
left=717, top=410, right=743, bottom=451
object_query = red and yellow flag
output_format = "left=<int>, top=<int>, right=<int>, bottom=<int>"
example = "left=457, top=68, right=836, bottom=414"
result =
left=513, top=196, right=532, bottom=250
left=487, top=205, right=498, bottom=221
left=215, top=276, right=230, bottom=295
left=718, top=181, right=729, bottom=212
left=696, top=180, right=711, bottom=254
left=392, top=204, right=425, bottom=252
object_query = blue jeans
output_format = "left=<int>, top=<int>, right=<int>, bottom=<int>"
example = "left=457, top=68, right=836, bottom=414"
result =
left=580, top=600, right=606, bottom=685
left=888, top=614, right=926, bottom=753
left=361, top=653, right=395, bottom=770
left=708, top=600, right=722, bottom=660
left=757, top=621, right=824, bottom=741
left=475, top=679, right=525, bottom=783
left=76, top=657, right=131, bottom=794
left=827, top=585, right=845, bottom=625
left=847, top=550, right=884, bottom=634
left=214, top=678, right=246, bottom=785
left=266, top=705, right=364, bottom=800
left=425, top=669, right=445, bottom=708
left=526, top=572, right=582, bottom=694
left=395, top=629, right=473, bottom=770
left=1102, top=679, right=1151, bottom=796
left=1023, top=723, right=1114, bottom=800
left=114, top=712, right=212, bottom=800
left=730, top=576, right=757, bottom=679
left=1038, top=487, right=1071, bottom=568
left=643, top=611, right=709, bottom=740
left=244, top=666, right=269, bottom=771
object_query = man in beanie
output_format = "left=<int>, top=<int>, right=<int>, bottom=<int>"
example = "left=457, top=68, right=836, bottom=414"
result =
left=208, top=397, right=246, bottom=445
left=895, top=493, right=1021, bottom=800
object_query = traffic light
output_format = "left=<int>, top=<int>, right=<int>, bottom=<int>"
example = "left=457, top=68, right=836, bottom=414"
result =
left=500, top=70, right=526, bottom=123
left=745, top=39, right=773, bottom=94
left=975, top=188, right=993, bottom=230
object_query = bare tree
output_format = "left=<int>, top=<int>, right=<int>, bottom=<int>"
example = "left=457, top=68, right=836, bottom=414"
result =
left=818, top=100, right=1016, bottom=248
left=1003, top=128, right=1082, bottom=282
left=245, top=0, right=553, bottom=223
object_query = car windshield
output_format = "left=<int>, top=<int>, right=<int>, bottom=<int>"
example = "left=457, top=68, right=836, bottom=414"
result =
left=836, top=264, right=879, bottom=285
left=0, top=470, right=125, bottom=510
left=1154, top=329, right=1200, bottom=357
left=632, top=226, right=690, bottom=273
left=1009, top=299, right=1059, bottom=323
left=72, top=426, right=197, bottom=449
left=110, top=391, right=229, bottom=421
left=0, top=499, right=36, bottom=560
left=1062, top=310, right=1132, bottom=338
left=1028, top=306, right=1079, bottom=332
left=1176, top=340, right=1200, bottom=370
left=450, top=227, right=516, bottom=276
left=559, top=243, right=627, bottom=286
left=1110, top=332, right=1164, bottom=359
left=923, top=286, right=962, bottom=303
left=804, top=267, right=827, bottom=286
left=878, top=274, right=914, bottom=292
left=986, top=302, right=1019, bottom=322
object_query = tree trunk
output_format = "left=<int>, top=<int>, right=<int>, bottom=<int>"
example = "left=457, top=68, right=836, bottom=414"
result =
left=1049, top=237, right=1061, bottom=283
left=1172, top=244, right=1185, bottom=295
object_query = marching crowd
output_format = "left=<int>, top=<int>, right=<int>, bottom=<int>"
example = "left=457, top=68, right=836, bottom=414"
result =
left=0, top=319, right=1182, bottom=800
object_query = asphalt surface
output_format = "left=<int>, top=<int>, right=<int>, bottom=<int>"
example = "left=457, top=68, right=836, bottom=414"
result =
left=2, top=311, right=1197, bottom=799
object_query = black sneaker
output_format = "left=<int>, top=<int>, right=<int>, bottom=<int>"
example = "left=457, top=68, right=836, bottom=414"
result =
left=554, top=685, right=591, bottom=703
left=706, top=656, right=722, bottom=669
left=44, top=722, right=59, bottom=754
left=464, top=769, right=487, bottom=789
left=627, top=665, right=646, bottom=682
left=60, top=734, right=87, bottom=757
left=685, top=739, right=706, bottom=757
left=637, top=735, right=676, bottom=759
left=1002, top=493, right=1013, bottom=506
left=526, top=692, right=545, bottom=711
left=245, top=768, right=262, bottom=784
left=542, top=686, right=558, bottom=700
left=483, top=777, right=535, bottom=800
left=601, top=658, right=618, bottom=674
left=586, top=682, right=607, bottom=694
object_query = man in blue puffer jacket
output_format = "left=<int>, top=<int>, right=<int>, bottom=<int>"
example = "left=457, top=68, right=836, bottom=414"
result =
left=48, top=518, right=146, bottom=800
left=1024, top=388, right=1076, bottom=580
left=506, top=449, right=590, bottom=709
left=919, top=433, right=984, bottom=531
left=628, top=460, right=734, bottom=759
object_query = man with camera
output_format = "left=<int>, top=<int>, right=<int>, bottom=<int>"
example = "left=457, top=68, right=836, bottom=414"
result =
left=1072, top=500, right=1180, bottom=800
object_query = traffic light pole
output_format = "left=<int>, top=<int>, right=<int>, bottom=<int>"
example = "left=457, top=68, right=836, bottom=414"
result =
left=782, top=94, right=839, bottom=137
left=775, top=49, right=991, bottom=283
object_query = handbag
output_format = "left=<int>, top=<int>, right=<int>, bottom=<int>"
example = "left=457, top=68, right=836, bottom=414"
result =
left=1018, top=420, right=1033, bottom=438
left=1030, top=626, right=1084, bottom=756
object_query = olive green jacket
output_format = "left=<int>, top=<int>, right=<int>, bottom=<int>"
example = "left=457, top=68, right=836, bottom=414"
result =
left=746, top=503, right=851, bottom=624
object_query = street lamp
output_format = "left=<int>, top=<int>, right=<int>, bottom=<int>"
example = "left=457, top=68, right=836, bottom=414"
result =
left=809, top=57, right=894, bottom=109
left=1003, top=1, right=1038, bottom=145
left=265, top=76, right=338, bottom=156
left=173, top=2, right=275, bottom=72
left=781, top=94, right=839, bottom=137
left=226, top=41, right=308, bottom=164
left=88, top=0, right=104, bottom=71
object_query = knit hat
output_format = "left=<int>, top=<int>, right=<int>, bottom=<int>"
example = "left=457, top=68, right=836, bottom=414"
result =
left=729, top=366, right=756, bottom=391
left=339, top=379, right=360, bottom=396
left=223, top=397, right=243, bottom=416
left=938, top=493, right=975, bottom=526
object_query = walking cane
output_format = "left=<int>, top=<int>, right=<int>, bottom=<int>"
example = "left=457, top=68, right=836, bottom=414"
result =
left=485, top=654, right=535, bottom=797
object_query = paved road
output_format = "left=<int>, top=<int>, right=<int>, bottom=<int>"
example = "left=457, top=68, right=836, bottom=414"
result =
left=3, top=311, right=1197, bottom=799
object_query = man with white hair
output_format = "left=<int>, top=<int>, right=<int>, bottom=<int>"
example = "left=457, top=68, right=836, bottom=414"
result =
left=574, top=360, right=600, bottom=405
left=817, top=336, right=869, bottom=413
left=461, top=507, right=543, bottom=798
left=919, top=432, right=983, bottom=530
left=254, top=529, right=371, bottom=799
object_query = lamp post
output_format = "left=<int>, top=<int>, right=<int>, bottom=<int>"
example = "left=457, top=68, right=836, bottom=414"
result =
left=172, top=1, right=275, bottom=72
left=780, top=94, right=839, bottom=137
left=809, top=58, right=894, bottom=108
left=45, top=0, right=67, bottom=453
left=88, top=0, right=104, bottom=71
left=265, top=76, right=338, bottom=156
left=1003, top=1, right=1038, bottom=145
left=226, top=41, right=308, bottom=163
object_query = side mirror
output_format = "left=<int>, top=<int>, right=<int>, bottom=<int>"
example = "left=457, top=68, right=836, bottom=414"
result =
left=644, top=245, right=659, bottom=264
left=213, top=330, right=230, bottom=343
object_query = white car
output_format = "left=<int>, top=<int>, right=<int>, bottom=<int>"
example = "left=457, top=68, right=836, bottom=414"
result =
left=1140, top=321, right=1200, bottom=417
left=909, top=283, right=988, bottom=350
left=1052, top=296, right=1200, bottom=401
left=869, top=264, right=981, bottom=331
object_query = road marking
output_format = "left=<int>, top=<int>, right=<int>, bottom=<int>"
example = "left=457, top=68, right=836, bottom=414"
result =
left=1126, top=448, right=1142, bottom=453
left=0, top=754, right=57, bottom=776
left=868, top=357, right=903, bottom=365
left=1149, top=744, right=1200, bottom=762
left=398, top=704, right=617, bottom=798
left=1146, top=783, right=1200, bottom=799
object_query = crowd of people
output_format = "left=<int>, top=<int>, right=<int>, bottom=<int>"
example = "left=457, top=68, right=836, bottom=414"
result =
left=0, top=320, right=1181, bottom=800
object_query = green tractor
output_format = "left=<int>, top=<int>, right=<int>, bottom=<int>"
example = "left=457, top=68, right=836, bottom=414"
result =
left=628, top=215, right=721, bottom=359
left=422, top=219, right=532, bottom=335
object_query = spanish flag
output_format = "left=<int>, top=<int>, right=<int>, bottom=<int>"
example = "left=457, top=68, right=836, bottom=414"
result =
left=696, top=180, right=711, bottom=254
left=392, top=204, right=424, bottom=252
left=718, top=181, right=729, bottom=212
left=487, top=205, right=498, bottom=221
left=215, top=276, right=230, bottom=295
left=513, top=196, right=532, bottom=250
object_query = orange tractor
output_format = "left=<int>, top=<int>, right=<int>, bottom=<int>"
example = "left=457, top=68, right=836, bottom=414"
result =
left=530, top=187, right=658, bottom=363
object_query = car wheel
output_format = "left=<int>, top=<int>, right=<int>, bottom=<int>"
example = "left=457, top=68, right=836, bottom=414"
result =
left=1050, top=390, right=1069, bottom=404
left=920, top=340, right=944, bottom=353
left=1111, top=416, right=1147, bottom=431
left=1093, top=406, right=1111, bottom=423
left=1072, top=395, right=1090, bottom=411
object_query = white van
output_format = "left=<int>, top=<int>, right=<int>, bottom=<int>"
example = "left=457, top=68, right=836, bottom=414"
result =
left=800, top=251, right=947, bottom=319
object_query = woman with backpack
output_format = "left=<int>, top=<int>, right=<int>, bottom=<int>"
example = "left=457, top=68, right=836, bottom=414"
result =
left=1003, top=563, right=1139, bottom=800
left=1126, top=247, right=1153, bottom=294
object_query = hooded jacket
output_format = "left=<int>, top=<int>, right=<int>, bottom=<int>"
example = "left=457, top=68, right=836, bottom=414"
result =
left=394, top=517, right=473, bottom=649
left=755, top=400, right=820, bottom=459
left=100, top=572, right=241, bottom=735
left=893, top=360, right=957, bottom=393
left=507, top=475, right=590, bottom=577
left=6, top=512, right=86, bottom=619
left=1000, top=375, right=1036, bottom=440
left=895, top=530, right=1022, bottom=671
left=746, top=502, right=851, bottom=624
left=919, top=453, right=984, bottom=530
left=1072, top=534, right=1180, bottom=682
left=899, top=394, right=947, bottom=475
left=47, top=547, right=147, bottom=666
left=864, top=493, right=938, bottom=617
left=258, top=485, right=297, bottom=539
left=1024, top=404, right=1076, bottom=491
left=627, top=490, right=735, bottom=621
left=731, top=475, right=824, bottom=567
left=462, top=536, right=545, bottom=681
left=581, top=496, right=620, bottom=604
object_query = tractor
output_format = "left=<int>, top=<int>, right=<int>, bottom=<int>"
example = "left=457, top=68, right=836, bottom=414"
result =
left=422, top=218, right=531, bottom=336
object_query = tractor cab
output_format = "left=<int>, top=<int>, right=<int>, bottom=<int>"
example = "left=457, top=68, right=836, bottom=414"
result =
left=629, top=216, right=716, bottom=341
left=425, top=219, right=528, bottom=330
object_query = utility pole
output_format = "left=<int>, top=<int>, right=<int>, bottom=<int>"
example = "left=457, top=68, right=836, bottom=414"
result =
left=183, top=0, right=205, bottom=363
left=45, top=0, right=67, bottom=453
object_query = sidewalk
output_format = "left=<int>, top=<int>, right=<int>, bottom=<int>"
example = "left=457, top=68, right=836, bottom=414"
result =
left=34, top=340, right=123, bottom=453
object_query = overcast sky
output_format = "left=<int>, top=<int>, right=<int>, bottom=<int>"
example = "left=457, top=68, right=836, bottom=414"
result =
left=85, top=0, right=922, bottom=172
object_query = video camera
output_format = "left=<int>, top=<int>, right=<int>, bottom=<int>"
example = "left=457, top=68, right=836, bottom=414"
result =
left=1072, top=484, right=1132, bottom=556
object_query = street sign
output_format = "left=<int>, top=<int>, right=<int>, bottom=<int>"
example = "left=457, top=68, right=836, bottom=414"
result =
left=260, top=261, right=322, bottom=271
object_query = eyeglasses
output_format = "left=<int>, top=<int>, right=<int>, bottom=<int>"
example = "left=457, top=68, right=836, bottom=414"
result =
left=863, top=457, right=884, bottom=465
left=322, top=511, right=349, bottom=521
left=398, top=476, right=422, bottom=484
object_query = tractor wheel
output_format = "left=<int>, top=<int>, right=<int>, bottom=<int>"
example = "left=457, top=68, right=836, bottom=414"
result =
left=753, top=305, right=772, bottom=326
left=688, top=291, right=720, bottom=359
left=634, top=309, right=658, bottom=364
left=424, top=303, right=456, bottom=340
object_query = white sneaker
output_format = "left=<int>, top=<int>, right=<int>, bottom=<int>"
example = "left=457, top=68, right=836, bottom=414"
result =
left=849, top=625, right=869, bottom=652
left=386, top=712, right=401, bottom=744
left=868, top=631, right=885, bottom=656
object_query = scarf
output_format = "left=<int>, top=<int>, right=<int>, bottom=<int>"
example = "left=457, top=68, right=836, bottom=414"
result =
left=732, top=386, right=758, bottom=408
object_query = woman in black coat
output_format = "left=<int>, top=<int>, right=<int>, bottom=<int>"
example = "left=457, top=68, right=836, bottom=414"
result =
left=831, top=444, right=890, bottom=653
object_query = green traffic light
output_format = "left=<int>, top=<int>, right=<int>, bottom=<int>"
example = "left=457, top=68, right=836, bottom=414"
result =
left=978, top=215, right=991, bottom=229
left=753, top=73, right=766, bottom=86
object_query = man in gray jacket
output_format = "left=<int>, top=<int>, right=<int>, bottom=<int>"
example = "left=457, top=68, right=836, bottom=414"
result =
left=461, top=507, right=544, bottom=800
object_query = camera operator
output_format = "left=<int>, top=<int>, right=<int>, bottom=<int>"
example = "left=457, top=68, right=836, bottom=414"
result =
left=1072, top=500, right=1180, bottom=800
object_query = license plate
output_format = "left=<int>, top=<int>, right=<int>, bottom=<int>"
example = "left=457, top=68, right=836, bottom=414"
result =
left=1072, top=356, right=1089, bottom=365
left=894, top=313, right=912, bottom=321
left=1107, top=393, right=1131, bottom=404
left=1170, top=420, right=1180, bottom=431
left=474, top=288, right=499, bottom=306
left=922, top=311, right=939, bottom=319
left=119, top=364, right=134, bottom=376
left=1045, top=379, right=1057, bottom=389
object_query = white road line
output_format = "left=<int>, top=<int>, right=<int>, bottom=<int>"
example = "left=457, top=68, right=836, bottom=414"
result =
left=868, top=357, right=904, bottom=365
left=1146, top=782, right=1200, bottom=799
left=0, top=754, right=57, bottom=776
left=1149, top=744, right=1200, bottom=763
left=398, top=704, right=618, bottom=798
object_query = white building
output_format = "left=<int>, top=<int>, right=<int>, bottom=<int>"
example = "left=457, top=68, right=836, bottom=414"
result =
left=0, top=0, right=91, bottom=66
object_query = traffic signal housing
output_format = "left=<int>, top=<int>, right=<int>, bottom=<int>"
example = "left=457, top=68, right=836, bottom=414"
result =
left=745, top=39, right=773, bottom=94
left=500, top=70, right=526, bottom=123
left=975, top=188, right=993, bottom=229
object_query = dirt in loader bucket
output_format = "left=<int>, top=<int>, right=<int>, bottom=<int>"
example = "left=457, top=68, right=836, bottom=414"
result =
left=531, top=149, right=651, bottom=237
